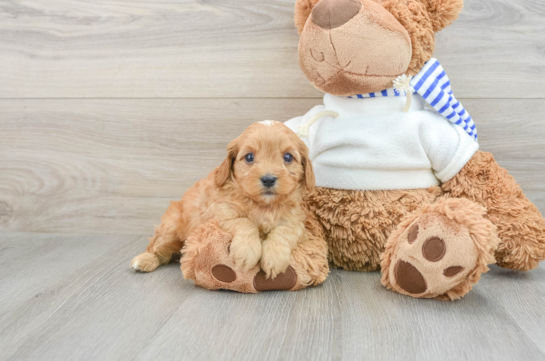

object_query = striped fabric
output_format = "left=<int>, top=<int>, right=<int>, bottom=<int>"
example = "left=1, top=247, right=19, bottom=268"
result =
left=348, top=58, right=477, bottom=141
left=347, top=87, right=403, bottom=99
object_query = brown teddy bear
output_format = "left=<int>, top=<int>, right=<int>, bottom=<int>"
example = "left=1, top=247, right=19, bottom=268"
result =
left=286, top=0, right=545, bottom=299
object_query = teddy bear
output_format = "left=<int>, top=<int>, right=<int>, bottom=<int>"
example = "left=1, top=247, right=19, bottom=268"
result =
left=285, top=0, right=545, bottom=299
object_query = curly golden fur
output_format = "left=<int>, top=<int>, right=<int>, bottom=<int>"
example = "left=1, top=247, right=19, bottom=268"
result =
left=131, top=121, right=321, bottom=280
left=180, top=204, right=329, bottom=292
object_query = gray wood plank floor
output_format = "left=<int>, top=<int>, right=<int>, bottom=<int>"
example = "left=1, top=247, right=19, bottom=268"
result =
left=0, top=232, right=544, bottom=361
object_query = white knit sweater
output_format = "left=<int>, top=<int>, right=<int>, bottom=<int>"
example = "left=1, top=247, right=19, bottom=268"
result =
left=285, top=93, right=479, bottom=191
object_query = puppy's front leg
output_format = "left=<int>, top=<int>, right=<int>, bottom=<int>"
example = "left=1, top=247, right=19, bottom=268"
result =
left=261, top=222, right=305, bottom=279
left=219, top=218, right=262, bottom=272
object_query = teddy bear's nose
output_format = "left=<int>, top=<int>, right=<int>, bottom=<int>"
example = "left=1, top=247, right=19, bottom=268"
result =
left=311, top=0, right=362, bottom=29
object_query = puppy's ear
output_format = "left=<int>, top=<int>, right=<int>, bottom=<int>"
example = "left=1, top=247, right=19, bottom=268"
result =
left=424, top=0, right=464, bottom=32
left=299, top=142, right=316, bottom=192
left=295, top=0, right=321, bottom=35
left=215, top=138, right=239, bottom=187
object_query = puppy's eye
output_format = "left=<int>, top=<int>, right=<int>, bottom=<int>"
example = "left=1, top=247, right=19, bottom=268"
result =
left=284, top=153, right=293, bottom=163
left=245, top=153, right=254, bottom=163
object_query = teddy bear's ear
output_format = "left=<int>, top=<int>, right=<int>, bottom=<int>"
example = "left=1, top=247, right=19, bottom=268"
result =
left=294, top=0, right=321, bottom=35
left=424, top=0, right=464, bottom=32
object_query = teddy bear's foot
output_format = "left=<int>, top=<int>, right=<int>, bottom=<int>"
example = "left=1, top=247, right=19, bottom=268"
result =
left=181, top=220, right=327, bottom=293
left=381, top=198, right=500, bottom=300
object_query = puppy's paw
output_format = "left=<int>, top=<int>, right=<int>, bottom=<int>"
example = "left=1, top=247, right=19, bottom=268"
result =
left=260, top=241, right=291, bottom=279
left=131, top=253, right=160, bottom=273
left=230, top=236, right=262, bottom=272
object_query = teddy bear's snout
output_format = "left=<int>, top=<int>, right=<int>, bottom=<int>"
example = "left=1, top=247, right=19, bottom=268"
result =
left=311, top=0, right=362, bottom=30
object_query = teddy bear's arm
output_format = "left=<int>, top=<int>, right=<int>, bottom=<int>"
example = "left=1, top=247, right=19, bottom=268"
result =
left=441, top=150, right=545, bottom=271
left=419, top=114, right=479, bottom=183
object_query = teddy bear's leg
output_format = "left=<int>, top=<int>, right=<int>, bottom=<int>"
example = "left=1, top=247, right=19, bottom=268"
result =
left=305, top=186, right=441, bottom=271
left=381, top=198, right=500, bottom=300
left=181, top=217, right=329, bottom=293
left=442, top=150, right=545, bottom=271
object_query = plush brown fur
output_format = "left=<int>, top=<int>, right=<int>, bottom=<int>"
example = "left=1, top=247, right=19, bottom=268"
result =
left=443, top=151, right=545, bottom=271
left=308, top=151, right=545, bottom=281
left=132, top=121, right=329, bottom=292
left=293, top=0, right=545, bottom=299
left=182, top=220, right=259, bottom=293
left=306, top=186, right=441, bottom=271
left=295, top=0, right=321, bottom=35
left=295, top=0, right=462, bottom=34
left=294, top=0, right=463, bottom=95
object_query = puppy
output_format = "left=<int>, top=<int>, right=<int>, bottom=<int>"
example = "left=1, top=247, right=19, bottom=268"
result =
left=131, top=120, right=315, bottom=278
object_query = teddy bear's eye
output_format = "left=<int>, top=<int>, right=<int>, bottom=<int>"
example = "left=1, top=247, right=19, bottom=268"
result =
left=284, top=153, right=294, bottom=163
left=310, top=49, right=325, bottom=62
left=245, top=153, right=254, bottom=163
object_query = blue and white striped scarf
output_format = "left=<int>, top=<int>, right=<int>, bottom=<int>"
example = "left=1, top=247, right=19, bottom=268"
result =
left=348, top=58, right=477, bottom=141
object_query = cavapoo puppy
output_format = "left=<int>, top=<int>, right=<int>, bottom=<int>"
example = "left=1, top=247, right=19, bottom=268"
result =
left=131, top=120, right=316, bottom=280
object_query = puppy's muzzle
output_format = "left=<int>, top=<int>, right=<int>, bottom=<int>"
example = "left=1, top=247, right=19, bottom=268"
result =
left=260, top=175, right=277, bottom=188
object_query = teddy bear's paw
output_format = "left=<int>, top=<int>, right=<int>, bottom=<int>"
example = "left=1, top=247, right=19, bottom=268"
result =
left=208, top=263, right=297, bottom=292
left=181, top=221, right=298, bottom=293
left=193, top=255, right=297, bottom=293
left=381, top=199, right=499, bottom=300
left=386, top=214, right=479, bottom=299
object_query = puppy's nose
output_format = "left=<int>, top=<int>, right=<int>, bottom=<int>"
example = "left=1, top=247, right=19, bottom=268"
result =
left=260, top=175, right=277, bottom=188
left=311, top=0, right=362, bottom=29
